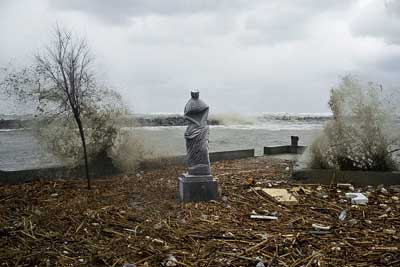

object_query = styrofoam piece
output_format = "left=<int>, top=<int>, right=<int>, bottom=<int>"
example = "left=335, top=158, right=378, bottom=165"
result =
left=345, top=193, right=368, bottom=205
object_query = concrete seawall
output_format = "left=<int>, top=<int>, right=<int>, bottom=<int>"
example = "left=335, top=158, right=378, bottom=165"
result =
left=264, top=145, right=307, bottom=155
left=139, top=149, right=255, bottom=170
left=292, top=168, right=400, bottom=185
left=0, top=149, right=255, bottom=185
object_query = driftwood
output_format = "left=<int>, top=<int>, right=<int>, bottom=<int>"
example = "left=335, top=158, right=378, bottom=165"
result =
left=0, top=156, right=399, bottom=266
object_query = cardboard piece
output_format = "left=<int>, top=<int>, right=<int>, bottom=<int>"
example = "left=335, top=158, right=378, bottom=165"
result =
left=262, top=188, right=298, bottom=205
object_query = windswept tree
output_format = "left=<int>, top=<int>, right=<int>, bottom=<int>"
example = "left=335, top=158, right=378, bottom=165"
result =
left=37, top=26, right=96, bottom=188
left=1, top=26, right=126, bottom=189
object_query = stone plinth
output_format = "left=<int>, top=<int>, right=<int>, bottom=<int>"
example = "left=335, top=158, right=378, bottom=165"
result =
left=178, top=174, right=218, bottom=202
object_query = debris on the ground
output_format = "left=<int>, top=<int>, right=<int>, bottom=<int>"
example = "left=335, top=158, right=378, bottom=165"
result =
left=337, top=183, right=352, bottom=189
left=348, top=218, right=359, bottom=226
left=380, top=187, right=388, bottom=195
left=338, top=210, right=347, bottom=220
left=345, top=192, right=368, bottom=204
left=0, top=156, right=399, bottom=266
left=247, top=177, right=256, bottom=185
left=164, top=255, right=177, bottom=266
left=383, top=229, right=396, bottom=235
left=371, top=246, right=398, bottom=252
left=250, top=215, right=278, bottom=220
left=312, top=223, right=331, bottom=231
left=261, top=188, right=298, bottom=205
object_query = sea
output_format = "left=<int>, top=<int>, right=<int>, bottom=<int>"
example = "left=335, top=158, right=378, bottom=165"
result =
left=0, top=113, right=330, bottom=171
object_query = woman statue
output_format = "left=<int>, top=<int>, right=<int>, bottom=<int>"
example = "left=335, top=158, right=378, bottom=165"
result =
left=184, top=91, right=211, bottom=175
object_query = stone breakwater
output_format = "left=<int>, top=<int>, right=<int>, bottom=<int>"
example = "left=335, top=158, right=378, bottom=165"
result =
left=0, top=115, right=221, bottom=129
left=134, top=115, right=220, bottom=127
left=0, top=119, right=33, bottom=129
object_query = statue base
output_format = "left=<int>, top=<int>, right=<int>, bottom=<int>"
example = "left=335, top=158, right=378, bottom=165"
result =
left=178, top=173, right=218, bottom=202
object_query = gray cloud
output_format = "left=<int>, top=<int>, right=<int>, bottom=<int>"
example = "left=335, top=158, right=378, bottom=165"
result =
left=351, top=0, right=400, bottom=45
left=1, top=0, right=400, bottom=114
left=50, top=0, right=252, bottom=25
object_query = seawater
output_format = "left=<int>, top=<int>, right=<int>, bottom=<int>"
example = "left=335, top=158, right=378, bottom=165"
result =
left=0, top=113, right=327, bottom=171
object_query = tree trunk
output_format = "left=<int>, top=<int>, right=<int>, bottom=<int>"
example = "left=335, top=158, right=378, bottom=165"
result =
left=76, top=118, right=91, bottom=190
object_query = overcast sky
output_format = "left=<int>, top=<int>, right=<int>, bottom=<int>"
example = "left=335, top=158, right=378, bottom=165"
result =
left=1, top=0, right=399, bottom=114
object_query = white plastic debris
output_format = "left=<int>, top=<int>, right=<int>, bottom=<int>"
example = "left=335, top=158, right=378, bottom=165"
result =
left=312, top=223, right=331, bottom=231
left=345, top=193, right=368, bottom=205
left=250, top=215, right=278, bottom=220
left=165, top=255, right=178, bottom=266
left=338, top=210, right=347, bottom=221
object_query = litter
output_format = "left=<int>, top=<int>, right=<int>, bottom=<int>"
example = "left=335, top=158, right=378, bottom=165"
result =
left=250, top=215, right=278, bottom=220
left=345, top=193, right=368, bottom=205
left=337, top=183, right=352, bottom=189
left=338, top=210, right=347, bottom=221
left=261, top=188, right=298, bottom=205
left=383, top=229, right=396, bottom=235
left=312, top=223, right=331, bottom=231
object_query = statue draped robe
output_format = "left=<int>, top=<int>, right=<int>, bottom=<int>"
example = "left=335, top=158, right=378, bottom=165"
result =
left=184, top=97, right=211, bottom=175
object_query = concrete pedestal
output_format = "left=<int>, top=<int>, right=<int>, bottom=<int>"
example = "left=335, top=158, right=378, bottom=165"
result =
left=178, top=174, right=218, bottom=202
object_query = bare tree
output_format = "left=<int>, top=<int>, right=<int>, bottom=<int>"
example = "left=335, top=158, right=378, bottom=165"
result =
left=0, top=26, right=126, bottom=189
left=34, top=26, right=102, bottom=189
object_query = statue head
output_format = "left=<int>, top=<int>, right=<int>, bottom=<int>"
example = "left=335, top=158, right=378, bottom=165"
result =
left=191, top=90, right=199, bottom=99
